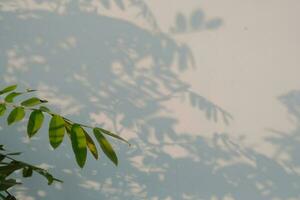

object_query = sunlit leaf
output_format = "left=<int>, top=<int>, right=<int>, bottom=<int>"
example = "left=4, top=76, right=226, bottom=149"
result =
left=71, top=124, right=87, bottom=168
left=0, top=85, right=17, bottom=96
left=49, top=115, right=65, bottom=149
left=97, top=127, right=130, bottom=145
left=0, top=104, right=6, bottom=116
left=27, top=110, right=44, bottom=137
left=4, top=92, right=22, bottom=103
left=84, top=130, right=98, bottom=160
left=65, top=121, right=98, bottom=160
left=21, top=97, right=48, bottom=107
left=93, top=128, right=118, bottom=166
left=64, top=120, right=72, bottom=135
left=7, top=107, right=25, bottom=125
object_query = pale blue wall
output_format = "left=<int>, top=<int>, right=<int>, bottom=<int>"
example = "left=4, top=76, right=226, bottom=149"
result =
left=1, top=1, right=300, bottom=200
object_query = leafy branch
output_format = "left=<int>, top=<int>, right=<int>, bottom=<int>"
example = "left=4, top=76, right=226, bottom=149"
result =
left=0, top=145, right=62, bottom=200
left=0, top=84, right=130, bottom=168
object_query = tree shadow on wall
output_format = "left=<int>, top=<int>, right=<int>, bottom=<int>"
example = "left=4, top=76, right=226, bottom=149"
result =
left=1, top=1, right=299, bottom=200
left=170, top=9, right=223, bottom=34
left=266, top=91, right=300, bottom=173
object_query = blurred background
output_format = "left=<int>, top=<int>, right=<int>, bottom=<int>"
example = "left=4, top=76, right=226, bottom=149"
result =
left=1, top=0, right=300, bottom=199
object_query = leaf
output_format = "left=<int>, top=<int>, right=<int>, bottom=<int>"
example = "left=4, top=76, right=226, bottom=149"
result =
left=97, top=127, right=130, bottom=145
left=4, top=194, right=17, bottom=200
left=22, top=167, right=33, bottom=178
left=34, top=169, right=60, bottom=185
left=0, top=179, right=21, bottom=191
left=7, top=107, right=25, bottom=125
left=93, top=128, right=118, bottom=166
left=0, top=161, right=23, bottom=179
left=39, top=106, right=51, bottom=113
left=21, top=97, right=48, bottom=107
left=42, top=172, right=54, bottom=185
left=71, top=124, right=87, bottom=168
left=6, top=152, right=22, bottom=156
left=4, top=92, right=22, bottom=103
left=0, top=104, right=6, bottom=116
left=0, top=85, right=17, bottom=96
left=26, top=88, right=37, bottom=92
left=84, top=130, right=98, bottom=160
left=63, top=120, right=72, bottom=135
left=0, top=154, right=5, bottom=162
left=49, top=115, right=65, bottom=149
left=27, top=110, right=44, bottom=137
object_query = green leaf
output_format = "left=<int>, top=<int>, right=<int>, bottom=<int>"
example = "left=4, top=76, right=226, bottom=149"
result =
left=4, top=92, right=22, bottom=103
left=93, top=128, right=118, bottom=166
left=0, top=85, right=17, bottom=96
left=4, top=194, right=17, bottom=200
left=0, top=179, right=21, bottom=191
left=49, top=115, right=65, bottom=149
left=22, top=167, right=33, bottom=178
left=7, top=107, right=25, bottom=125
left=6, top=152, right=22, bottom=156
left=64, top=120, right=72, bottom=135
left=41, top=172, right=54, bottom=185
left=21, top=97, right=48, bottom=107
left=0, top=161, right=23, bottom=179
left=0, top=154, right=5, bottom=162
left=71, top=124, right=87, bottom=168
left=0, top=104, right=6, bottom=116
left=84, top=130, right=98, bottom=160
left=97, top=127, right=130, bottom=145
left=26, top=88, right=37, bottom=92
left=27, top=110, right=44, bottom=137
left=39, top=106, right=51, bottom=113
left=33, top=168, right=62, bottom=185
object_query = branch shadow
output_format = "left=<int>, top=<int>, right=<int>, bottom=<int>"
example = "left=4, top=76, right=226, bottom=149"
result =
left=0, top=1, right=299, bottom=200
left=266, top=91, right=300, bottom=169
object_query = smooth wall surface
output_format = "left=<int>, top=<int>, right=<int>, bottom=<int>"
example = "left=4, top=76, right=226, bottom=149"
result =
left=1, top=0, right=300, bottom=199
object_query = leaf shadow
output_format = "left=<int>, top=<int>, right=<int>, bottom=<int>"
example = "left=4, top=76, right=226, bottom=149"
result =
left=0, top=1, right=299, bottom=200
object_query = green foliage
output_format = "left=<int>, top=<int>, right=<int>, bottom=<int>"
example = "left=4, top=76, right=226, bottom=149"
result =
left=94, top=128, right=118, bottom=166
left=71, top=124, right=87, bottom=168
left=0, top=105, right=5, bottom=117
left=96, top=127, right=130, bottom=145
left=27, top=110, right=44, bottom=137
left=21, top=97, right=47, bottom=107
left=0, top=84, right=130, bottom=199
left=84, top=130, right=99, bottom=160
left=0, top=84, right=129, bottom=167
left=48, top=115, right=65, bottom=149
left=0, top=85, right=17, bottom=96
left=4, top=93, right=22, bottom=103
left=7, top=107, right=25, bottom=125
left=0, top=145, right=62, bottom=200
